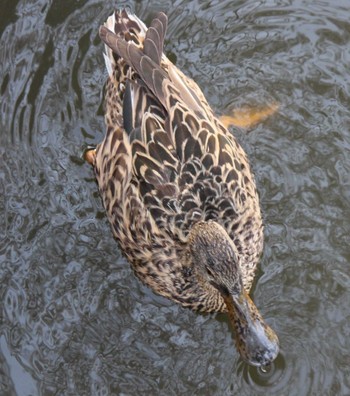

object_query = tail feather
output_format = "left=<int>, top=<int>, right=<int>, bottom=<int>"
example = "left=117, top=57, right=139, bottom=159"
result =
left=101, top=9, right=148, bottom=77
left=99, top=11, right=169, bottom=110
left=143, top=12, right=168, bottom=65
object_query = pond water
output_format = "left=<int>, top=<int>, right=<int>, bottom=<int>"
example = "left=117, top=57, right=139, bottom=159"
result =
left=1, top=0, right=350, bottom=395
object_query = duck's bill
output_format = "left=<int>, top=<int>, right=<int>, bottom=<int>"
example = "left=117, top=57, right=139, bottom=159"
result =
left=223, top=289, right=279, bottom=367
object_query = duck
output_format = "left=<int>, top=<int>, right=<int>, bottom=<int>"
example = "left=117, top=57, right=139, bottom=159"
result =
left=85, top=9, right=279, bottom=367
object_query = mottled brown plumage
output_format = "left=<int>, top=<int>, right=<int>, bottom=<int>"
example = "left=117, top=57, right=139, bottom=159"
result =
left=87, top=9, right=278, bottom=366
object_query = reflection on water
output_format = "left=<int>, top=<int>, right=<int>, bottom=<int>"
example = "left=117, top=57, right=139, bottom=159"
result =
left=1, top=0, right=350, bottom=394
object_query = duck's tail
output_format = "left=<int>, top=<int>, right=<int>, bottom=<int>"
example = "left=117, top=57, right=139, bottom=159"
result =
left=101, top=9, right=148, bottom=78
left=99, top=10, right=169, bottom=137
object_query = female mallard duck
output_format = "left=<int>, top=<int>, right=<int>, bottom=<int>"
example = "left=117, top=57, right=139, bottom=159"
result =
left=85, top=9, right=279, bottom=366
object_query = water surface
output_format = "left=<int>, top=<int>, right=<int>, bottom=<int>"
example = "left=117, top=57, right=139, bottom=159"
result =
left=1, top=0, right=350, bottom=395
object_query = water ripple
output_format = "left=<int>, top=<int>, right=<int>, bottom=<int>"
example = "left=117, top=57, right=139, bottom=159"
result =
left=1, top=0, right=350, bottom=394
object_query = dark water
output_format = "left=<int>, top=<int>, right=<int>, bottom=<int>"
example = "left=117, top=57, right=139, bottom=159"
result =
left=1, top=0, right=350, bottom=394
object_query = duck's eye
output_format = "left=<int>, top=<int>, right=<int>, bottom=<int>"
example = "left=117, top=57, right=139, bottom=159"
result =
left=206, top=268, right=214, bottom=277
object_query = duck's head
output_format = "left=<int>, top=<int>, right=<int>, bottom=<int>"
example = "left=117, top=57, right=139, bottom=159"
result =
left=188, top=221, right=279, bottom=367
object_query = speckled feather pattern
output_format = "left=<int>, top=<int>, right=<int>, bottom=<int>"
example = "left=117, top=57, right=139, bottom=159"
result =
left=94, top=10, right=264, bottom=313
